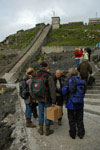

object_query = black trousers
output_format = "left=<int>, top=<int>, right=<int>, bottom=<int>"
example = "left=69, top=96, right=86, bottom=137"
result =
left=31, top=102, right=38, bottom=118
left=88, top=54, right=91, bottom=61
left=56, top=95, right=63, bottom=121
left=67, top=109, right=85, bottom=137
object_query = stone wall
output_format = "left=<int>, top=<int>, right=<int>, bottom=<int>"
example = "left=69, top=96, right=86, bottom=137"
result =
left=42, top=46, right=96, bottom=54
left=52, top=17, right=60, bottom=30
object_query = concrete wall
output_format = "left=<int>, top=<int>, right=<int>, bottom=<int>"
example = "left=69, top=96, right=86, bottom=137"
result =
left=42, top=46, right=96, bottom=54
left=52, top=17, right=60, bottom=30
left=89, top=18, right=100, bottom=25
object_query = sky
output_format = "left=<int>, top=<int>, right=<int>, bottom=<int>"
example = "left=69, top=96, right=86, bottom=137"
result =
left=0, top=0, right=100, bottom=42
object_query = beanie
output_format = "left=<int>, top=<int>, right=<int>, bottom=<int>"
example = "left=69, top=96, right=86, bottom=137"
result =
left=40, top=61, right=48, bottom=68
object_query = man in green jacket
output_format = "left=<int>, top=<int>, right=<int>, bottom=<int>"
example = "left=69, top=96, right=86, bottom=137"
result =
left=77, top=59, right=92, bottom=85
left=31, top=61, right=56, bottom=136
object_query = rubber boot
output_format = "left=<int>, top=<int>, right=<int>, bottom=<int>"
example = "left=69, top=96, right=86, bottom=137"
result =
left=26, top=118, right=36, bottom=128
left=45, top=125, right=54, bottom=136
left=38, top=124, right=44, bottom=135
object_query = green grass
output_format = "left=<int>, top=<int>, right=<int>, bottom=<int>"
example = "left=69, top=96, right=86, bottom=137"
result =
left=2, top=25, right=43, bottom=50
left=45, top=24, right=100, bottom=46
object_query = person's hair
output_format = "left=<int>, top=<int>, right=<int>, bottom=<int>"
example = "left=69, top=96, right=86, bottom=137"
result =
left=68, top=68, right=78, bottom=78
left=75, top=48, right=79, bottom=51
left=26, top=67, right=34, bottom=75
left=56, top=70, right=62, bottom=75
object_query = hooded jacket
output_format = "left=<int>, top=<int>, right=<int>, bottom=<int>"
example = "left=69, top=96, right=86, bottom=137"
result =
left=62, top=76, right=85, bottom=110
left=77, top=61, right=92, bottom=78
left=30, top=69, right=56, bottom=104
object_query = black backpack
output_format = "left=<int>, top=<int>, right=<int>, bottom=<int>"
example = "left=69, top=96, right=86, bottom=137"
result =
left=88, top=76, right=95, bottom=86
left=19, top=79, right=30, bottom=99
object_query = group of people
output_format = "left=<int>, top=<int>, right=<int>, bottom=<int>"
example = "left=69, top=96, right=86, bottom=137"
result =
left=20, top=57, right=92, bottom=139
left=74, top=47, right=91, bottom=68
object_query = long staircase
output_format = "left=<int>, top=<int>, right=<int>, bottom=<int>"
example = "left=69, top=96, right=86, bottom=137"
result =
left=3, top=25, right=51, bottom=83
left=85, top=70, right=100, bottom=116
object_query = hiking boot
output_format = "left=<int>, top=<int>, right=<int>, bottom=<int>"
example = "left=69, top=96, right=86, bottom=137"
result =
left=38, top=124, right=44, bottom=135
left=26, top=118, right=36, bottom=128
left=78, top=129, right=85, bottom=139
left=45, top=125, right=54, bottom=136
left=70, top=135, right=75, bottom=139
left=58, top=120, right=62, bottom=126
left=69, top=130, right=76, bottom=139
left=79, top=135, right=84, bottom=139
left=78, top=133, right=84, bottom=139
left=50, top=121, right=54, bottom=125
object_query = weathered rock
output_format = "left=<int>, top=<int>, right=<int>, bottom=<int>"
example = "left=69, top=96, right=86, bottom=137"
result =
left=0, top=87, right=17, bottom=149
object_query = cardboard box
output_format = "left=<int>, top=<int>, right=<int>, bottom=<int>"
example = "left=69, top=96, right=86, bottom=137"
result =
left=46, top=105, right=62, bottom=121
left=56, top=105, right=62, bottom=119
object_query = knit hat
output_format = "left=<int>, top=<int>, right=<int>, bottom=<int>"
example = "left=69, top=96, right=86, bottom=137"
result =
left=40, top=61, right=48, bottom=68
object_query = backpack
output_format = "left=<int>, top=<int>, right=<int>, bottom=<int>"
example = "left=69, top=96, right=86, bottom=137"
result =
left=19, top=79, right=30, bottom=99
left=69, top=76, right=85, bottom=104
left=87, top=76, right=95, bottom=86
left=31, top=72, right=48, bottom=100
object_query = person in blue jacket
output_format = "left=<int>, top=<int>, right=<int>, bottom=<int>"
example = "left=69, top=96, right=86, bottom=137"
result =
left=62, top=68, right=85, bottom=139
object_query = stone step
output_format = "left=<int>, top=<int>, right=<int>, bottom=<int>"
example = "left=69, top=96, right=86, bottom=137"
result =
left=95, top=81, right=100, bottom=83
left=93, top=83, right=100, bottom=86
left=84, top=104, right=100, bottom=116
left=84, top=112, right=100, bottom=121
left=84, top=98, right=100, bottom=105
left=94, top=75, right=100, bottom=77
left=94, top=74, right=100, bottom=76
left=95, top=80, right=100, bottom=82
left=87, top=86, right=100, bottom=90
left=86, top=90, right=100, bottom=94
left=94, top=77, right=100, bottom=80
left=85, top=93, right=100, bottom=99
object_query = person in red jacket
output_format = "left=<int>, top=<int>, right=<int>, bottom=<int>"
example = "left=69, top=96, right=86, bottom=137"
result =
left=74, top=48, right=83, bottom=68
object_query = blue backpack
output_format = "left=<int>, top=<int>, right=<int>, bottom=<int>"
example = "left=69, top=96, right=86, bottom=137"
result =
left=68, top=76, right=86, bottom=104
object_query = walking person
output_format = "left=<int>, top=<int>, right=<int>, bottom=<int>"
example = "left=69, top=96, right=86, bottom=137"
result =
left=19, top=67, right=37, bottom=128
left=30, top=61, right=56, bottom=136
left=62, top=68, right=86, bottom=139
left=85, top=47, right=91, bottom=62
left=26, top=68, right=38, bottom=119
left=83, top=49, right=88, bottom=62
left=74, top=48, right=83, bottom=68
left=54, top=70, right=64, bottom=125
left=77, top=59, right=92, bottom=85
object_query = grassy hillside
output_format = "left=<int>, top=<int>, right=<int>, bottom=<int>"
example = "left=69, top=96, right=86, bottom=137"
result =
left=0, top=24, right=44, bottom=50
left=45, top=24, right=100, bottom=46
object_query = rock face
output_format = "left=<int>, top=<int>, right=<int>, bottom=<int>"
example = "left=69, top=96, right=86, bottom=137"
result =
left=0, top=87, right=17, bottom=150
left=26, top=52, right=75, bottom=73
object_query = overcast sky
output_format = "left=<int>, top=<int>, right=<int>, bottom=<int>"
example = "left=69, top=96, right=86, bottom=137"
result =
left=0, top=0, right=100, bottom=42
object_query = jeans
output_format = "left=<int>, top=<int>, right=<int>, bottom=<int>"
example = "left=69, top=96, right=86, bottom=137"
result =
left=75, top=59, right=80, bottom=68
left=38, top=102, right=51, bottom=125
left=25, top=104, right=32, bottom=119
left=25, top=103, right=38, bottom=119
